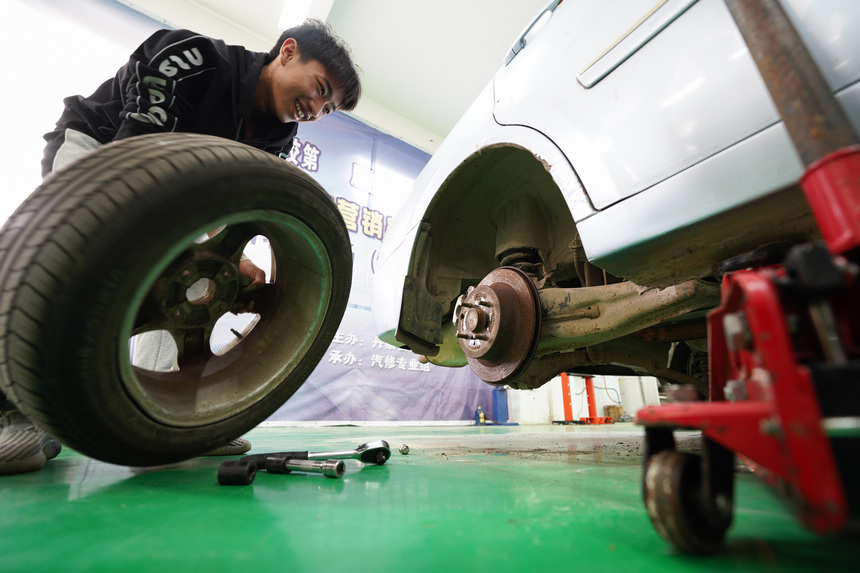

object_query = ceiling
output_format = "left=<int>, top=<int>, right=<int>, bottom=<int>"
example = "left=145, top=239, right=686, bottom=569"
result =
left=120, top=0, right=549, bottom=152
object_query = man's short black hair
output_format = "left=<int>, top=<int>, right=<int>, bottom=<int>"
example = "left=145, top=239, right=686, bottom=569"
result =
left=269, top=19, right=361, bottom=112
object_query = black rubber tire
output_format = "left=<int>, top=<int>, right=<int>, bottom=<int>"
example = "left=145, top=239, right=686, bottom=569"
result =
left=0, top=133, right=351, bottom=466
left=643, top=450, right=729, bottom=554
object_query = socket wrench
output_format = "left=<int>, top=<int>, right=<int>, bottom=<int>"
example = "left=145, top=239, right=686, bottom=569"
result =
left=265, top=455, right=345, bottom=477
left=307, top=440, right=391, bottom=465
left=217, top=441, right=389, bottom=485
left=238, top=440, right=391, bottom=468
left=218, top=455, right=345, bottom=486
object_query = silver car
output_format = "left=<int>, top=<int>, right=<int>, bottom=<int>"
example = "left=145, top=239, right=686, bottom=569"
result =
left=372, top=0, right=860, bottom=394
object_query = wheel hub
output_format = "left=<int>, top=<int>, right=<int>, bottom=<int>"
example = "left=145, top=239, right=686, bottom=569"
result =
left=160, top=256, right=241, bottom=328
left=455, top=266, right=541, bottom=384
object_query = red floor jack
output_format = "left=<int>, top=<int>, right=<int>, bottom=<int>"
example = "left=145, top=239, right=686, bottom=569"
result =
left=636, top=0, right=860, bottom=553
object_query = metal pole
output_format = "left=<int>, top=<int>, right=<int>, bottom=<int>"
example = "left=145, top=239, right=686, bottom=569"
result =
left=724, top=0, right=859, bottom=167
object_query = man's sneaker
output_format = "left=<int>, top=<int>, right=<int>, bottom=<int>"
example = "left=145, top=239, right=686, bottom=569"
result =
left=202, top=437, right=252, bottom=456
left=0, top=408, right=62, bottom=475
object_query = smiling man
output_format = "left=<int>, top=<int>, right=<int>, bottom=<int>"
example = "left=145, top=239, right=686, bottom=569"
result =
left=42, top=19, right=361, bottom=177
left=0, top=19, right=360, bottom=476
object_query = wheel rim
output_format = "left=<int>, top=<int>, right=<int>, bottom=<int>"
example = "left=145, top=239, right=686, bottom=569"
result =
left=118, top=209, right=332, bottom=427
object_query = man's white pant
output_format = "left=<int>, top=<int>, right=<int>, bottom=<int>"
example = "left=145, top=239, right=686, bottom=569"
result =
left=52, top=129, right=177, bottom=372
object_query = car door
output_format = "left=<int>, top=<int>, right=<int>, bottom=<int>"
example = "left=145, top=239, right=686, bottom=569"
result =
left=493, top=0, right=782, bottom=213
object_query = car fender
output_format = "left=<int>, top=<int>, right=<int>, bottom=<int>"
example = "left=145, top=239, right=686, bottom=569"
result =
left=372, top=82, right=590, bottom=349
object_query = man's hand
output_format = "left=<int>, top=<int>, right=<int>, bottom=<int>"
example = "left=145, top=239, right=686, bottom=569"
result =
left=239, top=258, right=266, bottom=290
left=233, top=258, right=266, bottom=314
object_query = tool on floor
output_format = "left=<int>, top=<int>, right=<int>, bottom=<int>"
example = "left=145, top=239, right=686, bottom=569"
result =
left=216, top=441, right=391, bottom=485
left=240, top=440, right=391, bottom=467
left=399, top=444, right=410, bottom=455
left=218, top=455, right=345, bottom=485
left=302, top=440, right=392, bottom=465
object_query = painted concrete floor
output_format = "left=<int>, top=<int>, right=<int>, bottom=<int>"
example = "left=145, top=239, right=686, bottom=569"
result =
left=1, top=423, right=857, bottom=572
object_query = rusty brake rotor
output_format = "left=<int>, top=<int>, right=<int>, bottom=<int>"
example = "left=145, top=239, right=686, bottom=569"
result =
left=454, top=266, right=541, bottom=384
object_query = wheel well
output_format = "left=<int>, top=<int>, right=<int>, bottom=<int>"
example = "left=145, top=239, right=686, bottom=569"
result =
left=398, top=145, right=708, bottom=383
left=421, top=145, right=578, bottom=314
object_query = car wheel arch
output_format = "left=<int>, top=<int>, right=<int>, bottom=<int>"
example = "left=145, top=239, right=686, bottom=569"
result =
left=396, top=143, right=582, bottom=356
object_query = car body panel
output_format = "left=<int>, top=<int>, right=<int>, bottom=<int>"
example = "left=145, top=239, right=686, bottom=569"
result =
left=495, top=0, right=780, bottom=211
left=579, top=121, right=817, bottom=286
left=496, top=0, right=860, bottom=213
left=782, top=0, right=860, bottom=92
left=574, top=0, right=698, bottom=89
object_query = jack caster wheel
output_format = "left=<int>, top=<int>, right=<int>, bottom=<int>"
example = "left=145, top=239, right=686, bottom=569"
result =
left=644, top=450, right=731, bottom=554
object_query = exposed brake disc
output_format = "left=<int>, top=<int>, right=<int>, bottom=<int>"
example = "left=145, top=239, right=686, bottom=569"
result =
left=453, top=266, right=541, bottom=384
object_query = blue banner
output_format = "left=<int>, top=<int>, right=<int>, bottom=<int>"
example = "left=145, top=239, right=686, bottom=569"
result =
left=262, top=114, right=495, bottom=422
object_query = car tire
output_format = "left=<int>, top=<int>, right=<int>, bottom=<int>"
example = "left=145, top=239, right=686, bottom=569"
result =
left=0, top=133, right=351, bottom=466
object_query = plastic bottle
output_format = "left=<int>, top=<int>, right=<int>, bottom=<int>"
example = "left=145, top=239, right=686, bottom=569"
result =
left=475, top=405, right=485, bottom=425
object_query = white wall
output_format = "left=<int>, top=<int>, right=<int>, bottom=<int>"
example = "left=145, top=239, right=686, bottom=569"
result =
left=618, top=375, right=662, bottom=413
left=507, top=375, right=661, bottom=424
left=1, top=0, right=163, bottom=226
left=507, top=380, right=555, bottom=424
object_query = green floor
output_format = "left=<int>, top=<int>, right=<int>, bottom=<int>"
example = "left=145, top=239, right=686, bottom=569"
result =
left=1, top=423, right=857, bottom=572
